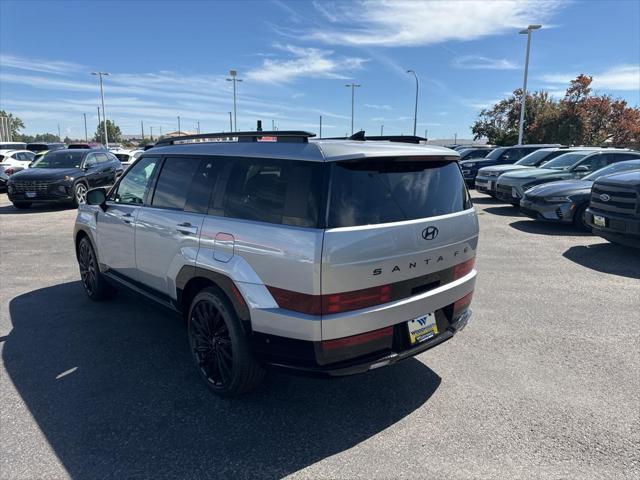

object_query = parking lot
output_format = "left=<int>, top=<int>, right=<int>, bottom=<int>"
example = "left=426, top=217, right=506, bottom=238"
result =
left=0, top=190, right=638, bottom=480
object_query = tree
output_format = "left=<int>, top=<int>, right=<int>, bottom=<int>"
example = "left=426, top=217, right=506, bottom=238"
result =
left=472, top=75, right=640, bottom=147
left=0, top=110, right=26, bottom=140
left=94, top=119, right=122, bottom=144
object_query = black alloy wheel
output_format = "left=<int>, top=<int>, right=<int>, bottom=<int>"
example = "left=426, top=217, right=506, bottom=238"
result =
left=77, top=237, right=114, bottom=301
left=190, top=298, right=234, bottom=387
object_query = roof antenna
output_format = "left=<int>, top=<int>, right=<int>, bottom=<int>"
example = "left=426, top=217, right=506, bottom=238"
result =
left=349, top=130, right=366, bottom=141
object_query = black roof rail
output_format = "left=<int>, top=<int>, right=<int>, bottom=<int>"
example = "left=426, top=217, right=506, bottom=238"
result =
left=153, top=130, right=315, bottom=147
left=321, top=130, right=427, bottom=144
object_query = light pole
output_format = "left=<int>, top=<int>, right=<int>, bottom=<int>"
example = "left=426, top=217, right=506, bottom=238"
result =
left=197, top=121, right=200, bottom=134
left=518, top=24, right=542, bottom=145
left=381, top=125, right=384, bottom=135
left=97, top=106, right=101, bottom=142
left=345, top=83, right=361, bottom=135
left=177, top=116, right=181, bottom=134
left=406, top=69, right=419, bottom=136
left=91, top=72, right=110, bottom=146
left=83, top=113, right=88, bottom=141
left=150, top=126, right=153, bottom=141
left=228, top=112, right=233, bottom=132
left=226, top=69, right=243, bottom=132
left=319, top=115, right=322, bottom=138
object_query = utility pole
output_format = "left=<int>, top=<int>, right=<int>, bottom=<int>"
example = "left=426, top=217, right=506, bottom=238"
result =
left=57, top=123, right=61, bottom=141
left=150, top=126, right=154, bottom=141
left=319, top=115, right=322, bottom=138
left=345, top=83, right=361, bottom=135
left=159, top=126, right=162, bottom=137
left=226, top=69, right=243, bottom=132
left=425, top=128, right=428, bottom=139
left=406, top=69, right=419, bottom=136
left=518, top=24, right=542, bottom=145
left=83, top=113, right=88, bottom=141
left=454, top=133, right=457, bottom=144
left=91, top=72, right=110, bottom=146
left=381, top=125, right=384, bottom=135
left=272, top=119, right=275, bottom=131
left=197, top=121, right=200, bottom=134
left=141, top=120, right=144, bottom=140
left=177, top=116, right=181, bottom=134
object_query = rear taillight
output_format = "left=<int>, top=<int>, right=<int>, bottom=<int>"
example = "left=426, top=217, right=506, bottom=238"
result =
left=453, top=257, right=475, bottom=280
left=4, top=167, right=14, bottom=175
left=322, top=284, right=391, bottom=314
left=453, top=291, right=474, bottom=317
left=267, top=286, right=322, bottom=315
left=320, top=326, right=393, bottom=351
left=267, top=284, right=392, bottom=316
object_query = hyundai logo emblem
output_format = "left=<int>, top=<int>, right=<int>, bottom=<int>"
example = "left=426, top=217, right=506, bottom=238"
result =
left=599, top=193, right=611, bottom=202
left=422, top=226, right=438, bottom=240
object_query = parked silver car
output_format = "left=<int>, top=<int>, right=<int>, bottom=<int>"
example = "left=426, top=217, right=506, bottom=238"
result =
left=74, top=131, right=479, bottom=396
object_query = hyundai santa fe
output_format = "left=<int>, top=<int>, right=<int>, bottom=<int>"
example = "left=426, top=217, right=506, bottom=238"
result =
left=74, top=131, right=479, bottom=396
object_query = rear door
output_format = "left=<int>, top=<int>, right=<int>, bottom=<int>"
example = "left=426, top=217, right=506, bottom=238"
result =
left=134, top=156, right=212, bottom=297
left=322, top=157, right=478, bottom=296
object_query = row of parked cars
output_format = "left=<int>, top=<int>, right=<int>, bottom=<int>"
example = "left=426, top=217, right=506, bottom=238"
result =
left=0, top=141, right=146, bottom=205
left=457, top=144, right=640, bottom=248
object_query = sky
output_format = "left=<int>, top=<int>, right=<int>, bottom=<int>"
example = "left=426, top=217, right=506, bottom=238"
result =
left=0, top=0, right=638, bottom=140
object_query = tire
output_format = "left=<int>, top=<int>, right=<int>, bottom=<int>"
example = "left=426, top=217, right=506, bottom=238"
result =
left=12, top=202, right=32, bottom=209
left=72, top=182, right=88, bottom=208
left=573, top=203, right=590, bottom=231
left=188, top=287, right=265, bottom=397
left=77, top=236, right=115, bottom=301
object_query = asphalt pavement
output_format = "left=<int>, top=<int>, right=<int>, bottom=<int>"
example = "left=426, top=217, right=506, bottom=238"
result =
left=1, top=191, right=638, bottom=480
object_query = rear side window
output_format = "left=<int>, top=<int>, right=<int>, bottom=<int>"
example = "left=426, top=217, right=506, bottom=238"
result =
left=223, top=158, right=322, bottom=227
left=151, top=157, right=201, bottom=210
left=328, top=158, right=470, bottom=228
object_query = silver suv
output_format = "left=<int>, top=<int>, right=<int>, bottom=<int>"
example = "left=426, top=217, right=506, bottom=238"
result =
left=74, top=131, right=479, bottom=396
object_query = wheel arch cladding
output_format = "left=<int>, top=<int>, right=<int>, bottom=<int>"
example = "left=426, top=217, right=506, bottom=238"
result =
left=177, top=266, right=251, bottom=327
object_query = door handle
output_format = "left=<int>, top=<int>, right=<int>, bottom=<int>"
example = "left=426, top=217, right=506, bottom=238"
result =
left=120, top=212, right=134, bottom=224
left=176, top=222, right=198, bottom=235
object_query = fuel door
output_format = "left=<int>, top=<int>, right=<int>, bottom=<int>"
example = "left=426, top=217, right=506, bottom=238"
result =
left=214, top=232, right=235, bottom=262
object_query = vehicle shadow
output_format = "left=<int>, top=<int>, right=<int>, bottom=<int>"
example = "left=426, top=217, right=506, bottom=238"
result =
left=563, top=243, right=640, bottom=279
left=483, top=205, right=521, bottom=217
left=510, top=219, right=591, bottom=237
left=0, top=203, right=74, bottom=214
left=4, top=282, right=441, bottom=479
left=470, top=196, right=502, bottom=205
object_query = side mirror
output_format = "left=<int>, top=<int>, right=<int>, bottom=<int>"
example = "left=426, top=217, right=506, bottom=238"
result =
left=86, top=187, right=107, bottom=210
left=574, top=165, right=589, bottom=172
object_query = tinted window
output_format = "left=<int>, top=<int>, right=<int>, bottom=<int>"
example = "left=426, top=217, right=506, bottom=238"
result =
left=223, top=158, right=322, bottom=227
left=484, top=147, right=508, bottom=160
left=543, top=152, right=593, bottom=169
left=151, top=157, right=201, bottom=210
left=31, top=150, right=84, bottom=168
left=26, top=143, right=48, bottom=152
left=95, top=153, right=110, bottom=164
left=328, top=158, right=469, bottom=228
left=575, top=154, right=606, bottom=171
left=515, top=149, right=557, bottom=166
left=112, top=156, right=159, bottom=205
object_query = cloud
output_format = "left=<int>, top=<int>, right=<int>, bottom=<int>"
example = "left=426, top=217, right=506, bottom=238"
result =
left=0, top=53, right=83, bottom=75
left=452, top=55, right=518, bottom=70
left=245, top=44, right=367, bottom=83
left=364, top=103, right=392, bottom=110
left=307, top=0, right=566, bottom=47
left=539, top=64, right=640, bottom=91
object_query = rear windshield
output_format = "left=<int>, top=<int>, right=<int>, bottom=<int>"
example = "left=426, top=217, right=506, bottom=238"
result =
left=515, top=149, right=556, bottom=166
left=328, top=158, right=470, bottom=228
left=26, top=143, right=48, bottom=152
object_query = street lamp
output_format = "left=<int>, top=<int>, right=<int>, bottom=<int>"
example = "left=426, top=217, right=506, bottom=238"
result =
left=91, top=72, right=110, bottom=146
left=517, top=24, right=542, bottom=145
left=226, top=70, right=243, bottom=132
left=345, top=83, right=361, bottom=135
left=406, top=69, right=419, bottom=136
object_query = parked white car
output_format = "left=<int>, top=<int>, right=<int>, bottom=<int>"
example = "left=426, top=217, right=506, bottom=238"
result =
left=111, top=149, right=143, bottom=168
left=0, top=149, right=35, bottom=172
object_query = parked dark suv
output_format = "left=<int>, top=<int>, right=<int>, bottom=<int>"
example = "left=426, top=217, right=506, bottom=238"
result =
left=586, top=170, right=640, bottom=248
left=459, top=144, right=561, bottom=186
left=7, top=149, right=122, bottom=208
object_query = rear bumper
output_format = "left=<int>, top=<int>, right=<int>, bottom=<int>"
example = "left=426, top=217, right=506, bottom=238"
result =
left=265, top=309, right=472, bottom=377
